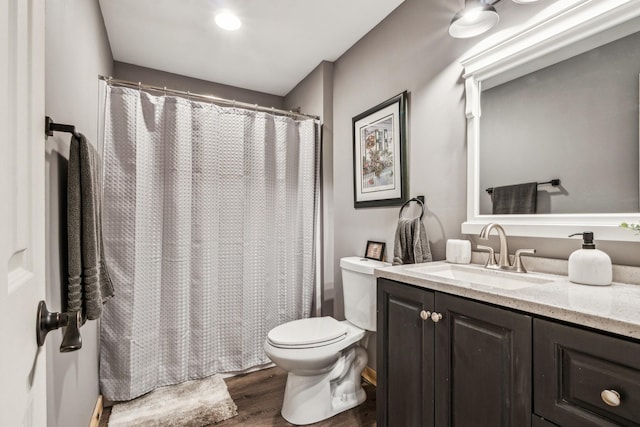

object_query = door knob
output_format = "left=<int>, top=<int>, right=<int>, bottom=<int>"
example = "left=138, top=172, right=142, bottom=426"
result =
left=36, top=301, right=83, bottom=352
left=431, top=312, right=443, bottom=323
left=420, top=310, right=431, bottom=320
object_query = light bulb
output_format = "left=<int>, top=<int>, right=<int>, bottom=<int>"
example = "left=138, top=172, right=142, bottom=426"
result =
left=215, top=11, right=241, bottom=31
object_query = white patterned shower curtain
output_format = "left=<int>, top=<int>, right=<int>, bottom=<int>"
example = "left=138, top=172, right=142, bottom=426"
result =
left=99, top=86, right=320, bottom=401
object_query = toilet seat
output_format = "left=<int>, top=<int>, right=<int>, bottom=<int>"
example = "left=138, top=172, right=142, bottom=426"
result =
left=267, top=317, right=347, bottom=349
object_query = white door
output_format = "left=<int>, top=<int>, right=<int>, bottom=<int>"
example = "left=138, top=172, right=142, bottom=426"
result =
left=0, top=0, right=47, bottom=426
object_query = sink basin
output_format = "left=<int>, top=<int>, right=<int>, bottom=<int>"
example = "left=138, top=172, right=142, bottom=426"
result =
left=406, top=263, right=556, bottom=290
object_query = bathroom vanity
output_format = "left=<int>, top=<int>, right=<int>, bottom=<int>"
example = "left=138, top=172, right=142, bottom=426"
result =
left=375, top=262, right=640, bottom=427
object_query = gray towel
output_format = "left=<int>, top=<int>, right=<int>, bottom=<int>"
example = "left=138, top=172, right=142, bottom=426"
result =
left=491, top=182, right=537, bottom=214
left=393, top=218, right=432, bottom=265
left=68, top=134, right=114, bottom=320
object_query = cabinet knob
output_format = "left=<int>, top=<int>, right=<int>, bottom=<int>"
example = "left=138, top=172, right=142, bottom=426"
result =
left=420, top=310, right=431, bottom=320
left=431, top=312, right=443, bottom=323
left=601, top=389, right=621, bottom=407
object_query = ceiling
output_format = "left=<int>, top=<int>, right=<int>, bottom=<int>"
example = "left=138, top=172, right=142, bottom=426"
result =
left=99, top=0, right=405, bottom=96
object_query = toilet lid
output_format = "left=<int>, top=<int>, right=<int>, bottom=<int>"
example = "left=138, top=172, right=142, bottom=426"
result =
left=267, top=317, right=347, bottom=348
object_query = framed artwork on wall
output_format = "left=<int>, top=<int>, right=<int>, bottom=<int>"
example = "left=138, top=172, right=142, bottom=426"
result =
left=352, top=91, right=408, bottom=208
left=364, top=240, right=386, bottom=261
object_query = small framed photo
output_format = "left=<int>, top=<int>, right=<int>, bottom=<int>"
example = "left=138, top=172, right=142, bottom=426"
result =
left=364, top=240, right=386, bottom=261
left=353, top=91, right=408, bottom=208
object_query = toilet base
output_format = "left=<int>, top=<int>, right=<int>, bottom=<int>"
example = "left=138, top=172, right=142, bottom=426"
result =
left=280, top=346, right=368, bottom=425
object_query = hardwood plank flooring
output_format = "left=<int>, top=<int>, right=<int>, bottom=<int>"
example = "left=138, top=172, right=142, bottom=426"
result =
left=217, top=367, right=376, bottom=426
left=99, top=367, right=376, bottom=426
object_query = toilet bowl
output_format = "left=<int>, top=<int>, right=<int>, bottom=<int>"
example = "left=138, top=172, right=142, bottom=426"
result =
left=264, top=256, right=390, bottom=425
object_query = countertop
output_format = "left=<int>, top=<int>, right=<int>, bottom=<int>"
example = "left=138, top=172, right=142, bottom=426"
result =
left=375, top=261, right=640, bottom=340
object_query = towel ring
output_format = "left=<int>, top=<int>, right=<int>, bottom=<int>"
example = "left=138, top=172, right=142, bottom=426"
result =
left=399, top=197, right=425, bottom=220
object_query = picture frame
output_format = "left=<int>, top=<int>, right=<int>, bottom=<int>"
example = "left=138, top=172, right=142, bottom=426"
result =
left=353, top=91, right=408, bottom=208
left=364, top=240, right=386, bottom=261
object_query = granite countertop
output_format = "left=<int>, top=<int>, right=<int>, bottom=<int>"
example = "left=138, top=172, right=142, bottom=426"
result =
left=375, top=261, right=640, bottom=340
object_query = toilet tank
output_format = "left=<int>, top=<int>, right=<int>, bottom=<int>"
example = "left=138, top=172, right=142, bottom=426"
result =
left=340, top=257, right=391, bottom=331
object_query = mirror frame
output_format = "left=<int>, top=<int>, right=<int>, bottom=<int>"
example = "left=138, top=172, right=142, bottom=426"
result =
left=460, top=0, right=640, bottom=242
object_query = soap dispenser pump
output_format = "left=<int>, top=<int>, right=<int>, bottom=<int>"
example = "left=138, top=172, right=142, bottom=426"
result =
left=568, top=232, right=612, bottom=286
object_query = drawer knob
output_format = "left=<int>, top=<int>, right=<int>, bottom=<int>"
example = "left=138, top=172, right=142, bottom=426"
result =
left=419, top=310, right=431, bottom=320
left=431, top=312, right=443, bottom=323
left=601, top=389, right=621, bottom=407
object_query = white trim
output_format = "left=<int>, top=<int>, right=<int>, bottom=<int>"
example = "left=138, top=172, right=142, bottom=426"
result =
left=461, top=0, right=640, bottom=242
left=461, top=215, right=640, bottom=241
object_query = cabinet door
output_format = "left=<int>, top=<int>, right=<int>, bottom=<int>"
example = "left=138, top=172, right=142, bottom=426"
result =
left=435, top=293, right=532, bottom=427
left=377, top=278, right=435, bottom=427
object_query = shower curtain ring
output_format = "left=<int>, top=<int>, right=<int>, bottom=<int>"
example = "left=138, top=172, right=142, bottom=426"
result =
left=137, top=81, right=142, bottom=91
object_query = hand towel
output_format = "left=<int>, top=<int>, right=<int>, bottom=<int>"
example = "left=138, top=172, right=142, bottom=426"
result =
left=67, top=134, right=114, bottom=320
left=393, top=217, right=432, bottom=265
left=491, top=182, right=537, bottom=214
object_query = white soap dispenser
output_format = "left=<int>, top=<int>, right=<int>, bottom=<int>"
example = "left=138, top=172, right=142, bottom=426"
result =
left=568, top=232, right=612, bottom=286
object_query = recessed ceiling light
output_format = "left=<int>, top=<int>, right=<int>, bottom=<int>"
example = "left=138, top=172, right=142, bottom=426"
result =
left=215, top=11, right=241, bottom=31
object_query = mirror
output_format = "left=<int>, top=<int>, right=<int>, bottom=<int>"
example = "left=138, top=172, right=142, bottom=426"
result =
left=461, top=1, right=640, bottom=241
left=480, top=29, right=640, bottom=215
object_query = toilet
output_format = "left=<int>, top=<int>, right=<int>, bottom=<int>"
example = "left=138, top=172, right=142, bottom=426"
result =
left=264, top=256, right=390, bottom=425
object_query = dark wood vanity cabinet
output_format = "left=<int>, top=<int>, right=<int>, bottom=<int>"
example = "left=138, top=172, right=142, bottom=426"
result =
left=377, top=278, right=532, bottom=427
left=377, top=277, right=640, bottom=427
left=532, top=415, right=559, bottom=427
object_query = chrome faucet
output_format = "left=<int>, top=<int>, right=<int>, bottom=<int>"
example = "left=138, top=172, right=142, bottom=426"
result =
left=479, top=223, right=511, bottom=268
left=477, top=223, right=536, bottom=272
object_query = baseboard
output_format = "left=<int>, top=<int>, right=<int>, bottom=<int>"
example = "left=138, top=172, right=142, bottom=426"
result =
left=88, top=395, right=103, bottom=427
left=362, top=367, right=376, bottom=386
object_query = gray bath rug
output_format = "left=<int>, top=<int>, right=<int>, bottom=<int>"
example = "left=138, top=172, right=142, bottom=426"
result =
left=108, top=375, right=238, bottom=426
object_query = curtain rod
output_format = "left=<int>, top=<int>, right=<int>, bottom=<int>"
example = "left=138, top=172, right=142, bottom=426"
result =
left=98, top=75, right=320, bottom=121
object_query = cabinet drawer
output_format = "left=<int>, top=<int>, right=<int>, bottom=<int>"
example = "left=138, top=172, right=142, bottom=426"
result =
left=534, top=319, right=640, bottom=427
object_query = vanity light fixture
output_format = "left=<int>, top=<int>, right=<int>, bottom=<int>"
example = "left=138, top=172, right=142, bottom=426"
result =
left=449, top=0, right=540, bottom=39
left=215, top=10, right=241, bottom=31
left=449, top=0, right=499, bottom=38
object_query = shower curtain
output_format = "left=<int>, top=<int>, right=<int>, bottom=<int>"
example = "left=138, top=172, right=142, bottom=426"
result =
left=99, top=86, right=320, bottom=401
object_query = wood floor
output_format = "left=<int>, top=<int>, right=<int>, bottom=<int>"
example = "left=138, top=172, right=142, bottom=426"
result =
left=100, top=367, right=377, bottom=426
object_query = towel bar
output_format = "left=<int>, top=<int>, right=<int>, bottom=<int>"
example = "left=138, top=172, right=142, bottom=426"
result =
left=486, top=179, right=560, bottom=194
left=45, top=116, right=81, bottom=139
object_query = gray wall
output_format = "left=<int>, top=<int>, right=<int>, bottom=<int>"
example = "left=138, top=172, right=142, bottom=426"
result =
left=332, top=0, right=473, bottom=320
left=113, top=62, right=284, bottom=109
left=284, top=61, right=336, bottom=316
left=45, top=1, right=113, bottom=426
left=284, top=61, right=327, bottom=118
left=329, top=0, right=640, bottom=372
left=480, top=30, right=640, bottom=214
left=331, top=0, right=474, bottom=370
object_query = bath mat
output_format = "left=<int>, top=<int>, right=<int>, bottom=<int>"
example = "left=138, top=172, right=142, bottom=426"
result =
left=108, top=375, right=238, bottom=426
